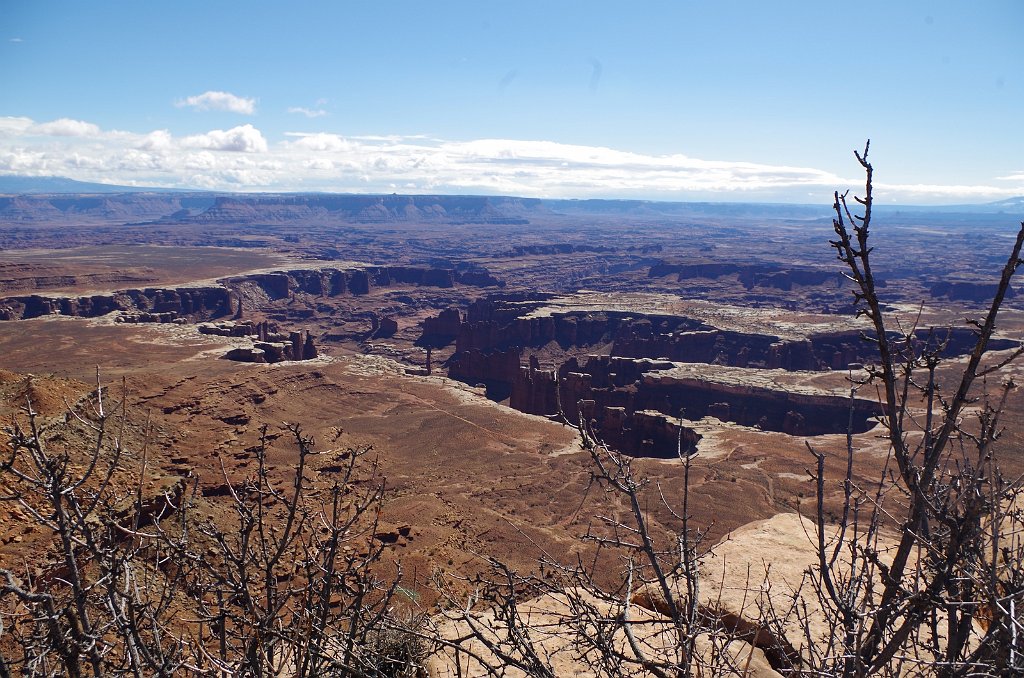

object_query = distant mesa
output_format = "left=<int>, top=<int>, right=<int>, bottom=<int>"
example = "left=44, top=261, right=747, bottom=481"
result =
left=170, top=195, right=537, bottom=225
left=2, top=177, right=1022, bottom=227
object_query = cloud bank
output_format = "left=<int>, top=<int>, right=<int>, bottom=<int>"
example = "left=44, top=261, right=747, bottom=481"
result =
left=1, top=115, right=1021, bottom=203
left=176, top=91, right=256, bottom=115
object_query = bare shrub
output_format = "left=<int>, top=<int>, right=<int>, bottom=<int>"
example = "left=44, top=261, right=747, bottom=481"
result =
left=801, top=142, right=1024, bottom=676
left=0, top=373, right=423, bottom=677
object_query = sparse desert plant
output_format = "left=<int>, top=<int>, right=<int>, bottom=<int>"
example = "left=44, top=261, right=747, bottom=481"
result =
left=185, top=424, right=421, bottom=677
left=0, top=373, right=424, bottom=677
left=0, top=372, right=194, bottom=676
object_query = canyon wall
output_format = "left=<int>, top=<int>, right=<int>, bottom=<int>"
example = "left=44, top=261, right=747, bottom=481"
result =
left=0, top=287, right=234, bottom=321
left=433, top=296, right=1014, bottom=455
left=0, top=264, right=501, bottom=322
left=513, top=355, right=880, bottom=435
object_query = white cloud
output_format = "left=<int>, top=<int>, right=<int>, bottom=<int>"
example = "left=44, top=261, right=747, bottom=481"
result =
left=136, top=129, right=173, bottom=151
left=30, top=118, right=101, bottom=137
left=183, top=151, right=217, bottom=170
left=182, top=124, right=267, bottom=153
left=9, top=37, right=23, bottom=43
left=288, top=106, right=328, bottom=118
left=0, top=149, right=48, bottom=173
left=2, top=114, right=1021, bottom=202
left=176, top=91, right=256, bottom=115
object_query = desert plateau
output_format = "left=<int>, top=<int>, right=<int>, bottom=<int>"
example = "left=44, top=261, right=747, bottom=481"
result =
left=2, top=182, right=1024, bottom=674
left=4, top=2, right=1023, bottom=673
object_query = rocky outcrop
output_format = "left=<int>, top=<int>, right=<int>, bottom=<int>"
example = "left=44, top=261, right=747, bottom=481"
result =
left=499, top=243, right=614, bottom=257
left=574, top=401, right=701, bottom=458
left=388, top=266, right=455, bottom=288
left=368, top=313, right=399, bottom=339
left=199, top=320, right=265, bottom=338
left=378, top=317, right=399, bottom=338
left=0, top=263, right=504, bottom=323
left=648, top=261, right=855, bottom=292
left=223, top=328, right=318, bottom=364
left=509, top=358, right=696, bottom=458
left=509, top=353, right=879, bottom=446
left=556, top=355, right=878, bottom=434
left=454, top=268, right=503, bottom=287
left=455, top=301, right=703, bottom=356
left=510, top=355, right=560, bottom=415
left=303, top=333, right=317, bottom=359
left=613, top=330, right=822, bottom=371
left=448, top=348, right=522, bottom=400
left=224, top=347, right=268, bottom=363
left=930, top=280, right=1015, bottom=302
left=116, top=311, right=185, bottom=324
left=243, top=273, right=292, bottom=299
left=439, top=295, right=1016, bottom=453
left=420, top=307, right=463, bottom=347
left=223, top=265, right=490, bottom=305
left=428, top=586, right=782, bottom=676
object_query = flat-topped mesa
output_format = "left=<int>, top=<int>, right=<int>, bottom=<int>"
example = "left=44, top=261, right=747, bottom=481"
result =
left=512, top=355, right=881, bottom=439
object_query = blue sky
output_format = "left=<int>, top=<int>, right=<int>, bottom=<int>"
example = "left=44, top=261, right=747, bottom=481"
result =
left=1, top=1, right=1022, bottom=203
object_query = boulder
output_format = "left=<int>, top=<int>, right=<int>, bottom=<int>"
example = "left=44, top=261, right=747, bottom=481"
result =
left=426, top=586, right=782, bottom=677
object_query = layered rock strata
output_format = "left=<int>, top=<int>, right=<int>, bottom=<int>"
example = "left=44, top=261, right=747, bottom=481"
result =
left=512, top=355, right=880, bottom=441
left=0, top=264, right=501, bottom=322
left=0, top=287, right=233, bottom=321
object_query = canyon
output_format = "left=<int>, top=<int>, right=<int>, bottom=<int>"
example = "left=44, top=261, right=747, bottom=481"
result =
left=1, top=190, right=1023, bottom=663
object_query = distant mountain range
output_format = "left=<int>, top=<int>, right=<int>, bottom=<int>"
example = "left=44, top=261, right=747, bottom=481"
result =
left=0, top=175, right=197, bottom=194
left=0, top=175, right=1021, bottom=225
